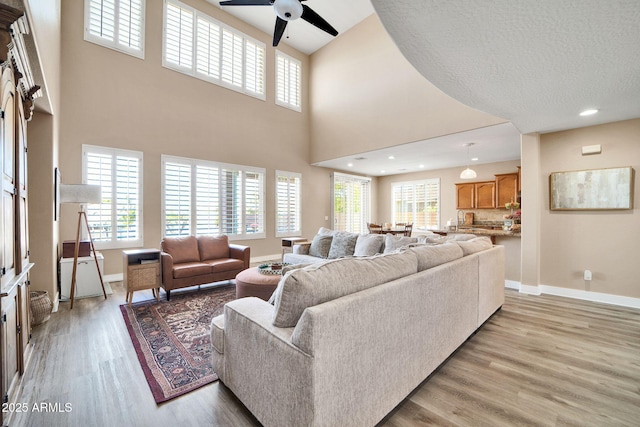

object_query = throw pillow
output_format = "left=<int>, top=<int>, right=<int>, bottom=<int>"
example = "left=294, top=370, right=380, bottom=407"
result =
left=383, top=234, right=418, bottom=253
left=308, top=234, right=333, bottom=258
left=353, top=234, right=385, bottom=256
left=327, top=231, right=359, bottom=259
left=456, top=236, right=493, bottom=255
left=317, top=227, right=335, bottom=236
left=410, top=242, right=464, bottom=271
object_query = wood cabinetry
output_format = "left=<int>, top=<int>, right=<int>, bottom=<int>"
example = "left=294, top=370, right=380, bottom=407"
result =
left=456, top=181, right=496, bottom=209
left=456, top=183, right=475, bottom=209
left=495, top=173, right=519, bottom=209
left=475, top=181, right=496, bottom=209
left=0, top=4, right=41, bottom=424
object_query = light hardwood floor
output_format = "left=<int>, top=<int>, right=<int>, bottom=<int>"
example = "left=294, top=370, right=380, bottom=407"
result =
left=11, top=283, right=640, bottom=427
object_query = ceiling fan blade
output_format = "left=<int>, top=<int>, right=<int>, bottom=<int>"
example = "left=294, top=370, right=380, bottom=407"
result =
left=301, top=4, right=338, bottom=37
left=219, top=0, right=272, bottom=6
left=273, top=17, right=288, bottom=47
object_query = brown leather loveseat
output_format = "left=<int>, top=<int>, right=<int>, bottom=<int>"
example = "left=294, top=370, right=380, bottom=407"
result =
left=160, top=235, right=250, bottom=300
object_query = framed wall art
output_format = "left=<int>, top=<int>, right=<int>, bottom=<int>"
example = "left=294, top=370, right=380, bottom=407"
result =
left=549, top=166, right=634, bottom=210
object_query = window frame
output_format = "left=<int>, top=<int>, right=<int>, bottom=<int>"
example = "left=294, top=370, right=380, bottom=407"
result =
left=391, top=178, right=441, bottom=231
left=161, top=155, right=266, bottom=240
left=162, top=0, right=266, bottom=100
left=275, top=51, right=302, bottom=112
left=331, top=172, right=371, bottom=234
left=84, top=0, right=146, bottom=59
left=82, top=144, right=144, bottom=250
left=275, top=170, right=302, bottom=238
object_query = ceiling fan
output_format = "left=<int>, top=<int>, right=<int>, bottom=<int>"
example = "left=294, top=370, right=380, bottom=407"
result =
left=219, top=0, right=339, bottom=47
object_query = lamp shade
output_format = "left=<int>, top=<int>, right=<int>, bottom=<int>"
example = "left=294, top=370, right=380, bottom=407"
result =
left=60, top=184, right=102, bottom=204
left=460, top=168, right=477, bottom=179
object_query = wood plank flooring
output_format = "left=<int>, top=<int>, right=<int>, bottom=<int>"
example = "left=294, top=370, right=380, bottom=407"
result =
left=10, top=283, right=640, bottom=427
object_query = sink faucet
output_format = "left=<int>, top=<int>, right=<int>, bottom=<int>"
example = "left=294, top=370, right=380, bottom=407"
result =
left=456, top=210, right=465, bottom=230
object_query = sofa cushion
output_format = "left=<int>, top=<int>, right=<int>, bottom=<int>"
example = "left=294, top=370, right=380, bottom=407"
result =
left=327, top=231, right=359, bottom=259
left=308, top=234, right=333, bottom=258
left=317, top=227, right=335, bottom=236
left=410, top=242, right=464, bottom=271
left=272, top=251, right=418, bottom=328
left=417, top=234, right=448, bottom=244
left=172, top=262, right=212, bottom=279
left=162, top=236, right=200, bottom=264
left=456, top=236, right=493, bottom=255
left=383, top=234, right=418, bottom=253
left=198, top=235, right=230, bottom=260
left=205, top=258, right=245, bottom=272
left=353, top=233, right=385, bottom=256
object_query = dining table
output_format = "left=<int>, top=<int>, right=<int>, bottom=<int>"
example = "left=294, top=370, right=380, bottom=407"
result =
left=370, top=227, right=407, bottom=235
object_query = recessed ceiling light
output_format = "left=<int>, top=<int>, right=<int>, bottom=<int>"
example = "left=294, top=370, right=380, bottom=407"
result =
left=580, top=109, right=598, bottom=116
left=419, top=164, right=425, bottom=168
left=388, top=156, right=395, bottom=160
left=471, top=157, right=479, bottom=161
left=380, top=170, right=386, bottom=174
left=347, top=163, right=353, bottom=167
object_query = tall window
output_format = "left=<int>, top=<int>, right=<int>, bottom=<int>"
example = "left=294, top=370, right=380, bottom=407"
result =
left=391, top=179, right=440, bottom=231
left=276, top=51, right=301, bottom=111
left=331, top=172, right=371, bottom=234
left=162, top=155, right=265, bottom=239
left=84, top=0, right=145, bottom=58
left=275, top=171, right=301, bottom=237
left=163, top=0, right=265, bottom=99
left=82, top=145, right=143, bottom=249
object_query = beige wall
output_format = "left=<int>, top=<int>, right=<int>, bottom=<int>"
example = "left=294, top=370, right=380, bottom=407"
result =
left=538, top=119, right=640, bottom=298
left=58, top=0, right=334, bottom=274
left=309, top=14, right=507, bottom=164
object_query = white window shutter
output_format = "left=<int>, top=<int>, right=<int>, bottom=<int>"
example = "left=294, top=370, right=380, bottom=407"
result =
left=276, top=171, right=301, bottom=237
left=164, top=161, right=192, bottom=237
left=165, top=2, right=194, bottom=68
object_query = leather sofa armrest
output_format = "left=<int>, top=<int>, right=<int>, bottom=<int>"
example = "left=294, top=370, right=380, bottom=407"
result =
left=229, top=244, right=251, bottom=269
left=161, top=252, right=174, bottom=286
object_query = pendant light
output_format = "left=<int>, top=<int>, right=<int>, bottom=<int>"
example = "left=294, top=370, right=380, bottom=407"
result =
left=460, top=143, right=477, bottom=179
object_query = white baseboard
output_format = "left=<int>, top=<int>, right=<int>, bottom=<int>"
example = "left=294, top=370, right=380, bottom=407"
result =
left=506, top=281, right=640, bottom=309
left=251, top=254, right=281, bottom=264
left=104, top=273, right=123, bottom=283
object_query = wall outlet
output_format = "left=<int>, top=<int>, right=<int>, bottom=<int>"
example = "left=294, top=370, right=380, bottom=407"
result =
left=584, top=270, right=592, bottom=281
left=325, top=215, right=329, bottom=221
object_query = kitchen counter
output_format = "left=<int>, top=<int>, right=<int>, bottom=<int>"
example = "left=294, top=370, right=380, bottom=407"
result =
left=433, top=226, right=521, bottom=238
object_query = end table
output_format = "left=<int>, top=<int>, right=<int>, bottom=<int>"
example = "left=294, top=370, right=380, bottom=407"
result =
left=123, top=249, right=162, bottom=305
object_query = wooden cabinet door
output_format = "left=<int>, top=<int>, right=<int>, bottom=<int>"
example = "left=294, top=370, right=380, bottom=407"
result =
left=455, top=183, right=475, bottom=209
left=1, top=67, right=15, bottom=286
left=475, top=181, right=496, bottom=209
left=496, top=173, right=519, bottom=208
left=1, top=289, right=19, bottom=403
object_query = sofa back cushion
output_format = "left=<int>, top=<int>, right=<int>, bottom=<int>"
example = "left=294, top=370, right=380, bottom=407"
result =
left=327, top=231, right=359, bottom=259
left=383, top=234, right=418, bottom=253
left=410, top=242, right=464, bottom=271
left=272, top=251, right=418, bottom=328
left=353, top=234, right=385, bottom=256
left=198, top=235, right=230, bottom=260
left=161, top=236, right=200, bottom=264
left=456, top=236, right=493, bottom=255
left=309, top=234, right=333, bottom=258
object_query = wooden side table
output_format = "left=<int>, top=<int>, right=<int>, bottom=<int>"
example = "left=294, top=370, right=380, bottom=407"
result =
left=123, top=249, right=162, bottom=305
left=281, top=237, right=308, bottom=260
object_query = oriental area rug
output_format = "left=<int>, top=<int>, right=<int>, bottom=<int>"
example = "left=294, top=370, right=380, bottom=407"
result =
left=120, top=283, right=236, bottom=403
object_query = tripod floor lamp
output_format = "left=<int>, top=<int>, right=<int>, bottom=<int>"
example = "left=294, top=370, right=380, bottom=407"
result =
left=60, top=184, right=107, bottom=309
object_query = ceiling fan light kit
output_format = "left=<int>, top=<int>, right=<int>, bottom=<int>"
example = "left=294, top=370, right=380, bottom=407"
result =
left=220, top=0, right=338, bottom=47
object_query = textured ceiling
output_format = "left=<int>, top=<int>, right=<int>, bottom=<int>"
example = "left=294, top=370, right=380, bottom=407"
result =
left=371, top=0, right=640, bottom=134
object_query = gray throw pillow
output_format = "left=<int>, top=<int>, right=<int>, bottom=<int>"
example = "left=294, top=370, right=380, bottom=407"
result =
left=309, top=234, right=333, bottom=258
left=353, top=233, right=385, bottom=256
left=327, top=231, right=359, bottom=259
left=383, top=234, right=418, bottom=253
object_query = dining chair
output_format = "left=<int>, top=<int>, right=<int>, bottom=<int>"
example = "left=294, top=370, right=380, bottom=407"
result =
left=367, top=222, right=383, bottom=233
left=403, top=223, right=413, bottom=237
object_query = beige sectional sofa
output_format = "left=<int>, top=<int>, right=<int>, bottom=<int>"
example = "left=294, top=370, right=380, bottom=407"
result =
left=210, top=240, right=505, bottom=427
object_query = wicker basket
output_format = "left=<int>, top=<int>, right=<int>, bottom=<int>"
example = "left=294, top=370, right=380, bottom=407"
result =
left=30, top=291, right=52, bottom=326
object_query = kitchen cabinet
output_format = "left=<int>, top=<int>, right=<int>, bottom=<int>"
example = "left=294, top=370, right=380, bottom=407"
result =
left=475, top=181, right=496, bottom=209
left=455, top=183, right=475, bottom=209
left=496, top=173, right=519, bottom=208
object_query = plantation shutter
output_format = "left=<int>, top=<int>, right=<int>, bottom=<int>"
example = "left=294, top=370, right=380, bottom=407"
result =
left=115, top=155, right=140, bottom=240
left=88, top=0, right=116, bottom=41
left=85, top=152, right=114, bottom=242
left=331, top=173, right=371, bottom=234
left=276, top=52, right=301, bottom=110
left=245, top=40, right=265, bottom=95
left=195, top=165, right=220, bottom=236
left=196, top=16, right=221, bottom=79
left=220, top=168, right=241, bottom=235
left=221, top=29, right=243, bottom=88
left=276, top=171, right=301, bottom=237
left=244, top=171, right=264, bottom=235
left=165, top=1, right=194, bottom=68
left=391, top=179, right=440, bottom=231
left=118, top=0, right=144, bottom=50
left=164, top=161, right=192, bottom=237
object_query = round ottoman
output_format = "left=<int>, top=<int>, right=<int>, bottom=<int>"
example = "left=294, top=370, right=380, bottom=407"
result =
left=235, top=267, right=281, bottom=301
